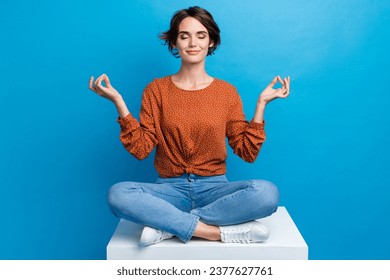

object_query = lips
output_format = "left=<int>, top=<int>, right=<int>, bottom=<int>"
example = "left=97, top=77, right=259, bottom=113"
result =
left=186, top=50, right=201, bottom=55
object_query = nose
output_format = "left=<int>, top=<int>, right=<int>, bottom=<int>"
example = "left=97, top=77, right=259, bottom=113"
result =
left=188, top=36, right=197, bottom=48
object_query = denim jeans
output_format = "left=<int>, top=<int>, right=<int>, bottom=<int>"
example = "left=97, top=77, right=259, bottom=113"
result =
left=107, top=174, right=279, bottom=243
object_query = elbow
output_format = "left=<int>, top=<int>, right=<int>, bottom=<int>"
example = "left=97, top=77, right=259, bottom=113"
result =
left=133, top=152, right=148, bottom=160
left=127, top=146, right=150, bottom=160
left=244, top=155, right=258, bottom=163
left=243, top=147, right=261, bottom=163
left=236, top=149, right=259, bottom=163
left=123, top=143, right=151, bottom=160
left=120, top=134, right=156, bottom=160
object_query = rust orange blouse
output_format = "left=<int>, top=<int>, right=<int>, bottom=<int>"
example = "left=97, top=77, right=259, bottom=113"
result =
left=117, top=76, right=266, bottom=178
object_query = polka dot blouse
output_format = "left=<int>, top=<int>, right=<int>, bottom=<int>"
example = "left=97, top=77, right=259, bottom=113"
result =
left=117, top=76, right=266, bottom=178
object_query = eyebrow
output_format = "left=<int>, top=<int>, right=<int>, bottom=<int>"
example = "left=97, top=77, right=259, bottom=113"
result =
left=178, top=31, right=208, bottom=35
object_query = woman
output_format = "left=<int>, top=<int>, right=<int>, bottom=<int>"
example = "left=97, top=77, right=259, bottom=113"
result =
left=89, top=6, right=290, bottom=246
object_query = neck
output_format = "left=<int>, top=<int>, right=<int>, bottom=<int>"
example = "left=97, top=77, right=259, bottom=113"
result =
left=175, top=61, right=209, bottom=85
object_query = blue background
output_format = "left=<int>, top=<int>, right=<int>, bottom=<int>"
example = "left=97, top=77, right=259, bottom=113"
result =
left=1, top=0, right=389, bottom=260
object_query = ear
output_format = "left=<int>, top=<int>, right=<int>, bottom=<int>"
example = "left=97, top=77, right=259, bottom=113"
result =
left=209, top=41, right=214, bottom=48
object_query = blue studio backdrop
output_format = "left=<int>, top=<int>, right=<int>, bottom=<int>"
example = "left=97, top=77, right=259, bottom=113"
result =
left=1, top=0, right=389, bottom=259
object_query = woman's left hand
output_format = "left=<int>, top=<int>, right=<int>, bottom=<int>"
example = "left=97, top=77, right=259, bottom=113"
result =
left=258, top=76, right=290, bottom=106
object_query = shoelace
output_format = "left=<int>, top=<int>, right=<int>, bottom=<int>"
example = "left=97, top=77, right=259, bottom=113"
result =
left=156, top=230, right=173, bottom=242
left=221, top=226, right=251, bottom=243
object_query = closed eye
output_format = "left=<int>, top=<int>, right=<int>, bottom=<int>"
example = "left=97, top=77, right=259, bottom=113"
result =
left=178, top=31, right=208, bottom=40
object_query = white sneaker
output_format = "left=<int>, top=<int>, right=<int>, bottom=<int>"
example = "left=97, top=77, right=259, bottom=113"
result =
left=220, top=221, right=270, bottom=243
left=139, top=226, right=174, bottom=246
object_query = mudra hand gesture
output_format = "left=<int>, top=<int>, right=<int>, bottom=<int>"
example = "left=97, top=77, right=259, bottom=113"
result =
left=258, top=76, right=290, bottom=106
left=89, top=74, right=121, bottom=103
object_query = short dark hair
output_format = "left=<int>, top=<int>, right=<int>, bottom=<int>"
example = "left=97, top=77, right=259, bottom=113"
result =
left=159, top=6, right=221, bottom=58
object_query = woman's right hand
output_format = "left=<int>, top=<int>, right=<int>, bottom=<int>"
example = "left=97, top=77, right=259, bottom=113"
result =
left=89, top=74, right=122, bottom=103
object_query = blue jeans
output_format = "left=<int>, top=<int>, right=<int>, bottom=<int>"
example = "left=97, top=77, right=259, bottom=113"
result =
left=107, top=174, right=279, bottom=243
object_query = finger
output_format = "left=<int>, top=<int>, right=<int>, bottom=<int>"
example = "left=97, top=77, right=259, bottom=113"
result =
left=277, top=75, right=285, bottom=88
left=276, top=88, right=288, bottom=98
left=103, top=74, right=111, bottom=88
left=94, top=74, right=104, bottom=85
left=282, top=84, right=290, bottom=98
left=283, top=78, right=288, bottom=92
left=94, top=75, right=101, bottom=87
left=268, top=76, right=278, bottom=88
left=95, top=75, right=105, bottom=88
left=97, top=74, right=110, bottom=89
left=89, top=76, right=96, bottom=92
left=285, top=77, right=290, bottom=94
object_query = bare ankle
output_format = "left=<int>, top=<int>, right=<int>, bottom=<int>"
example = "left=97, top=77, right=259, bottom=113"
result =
left=193, top=222, right=221, bottom=241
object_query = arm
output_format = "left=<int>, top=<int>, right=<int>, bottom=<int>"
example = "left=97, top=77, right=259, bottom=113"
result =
left=226, top=92, right=266, bottom=163
left=227, top=76, right=290, bottom=162
left=89, top=74, right=158, bottom=159
left=117, top=85, right=158, bottom=160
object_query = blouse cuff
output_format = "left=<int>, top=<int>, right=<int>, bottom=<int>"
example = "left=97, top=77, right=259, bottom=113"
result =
left=117, top=113, right=138, bottom=129
left=249, top=120, right=266, bottom=130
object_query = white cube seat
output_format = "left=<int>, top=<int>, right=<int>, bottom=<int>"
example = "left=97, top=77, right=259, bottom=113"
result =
left=107, top=206, right=308, bottom=260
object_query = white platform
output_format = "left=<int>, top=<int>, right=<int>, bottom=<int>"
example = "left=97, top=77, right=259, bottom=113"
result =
left=106, top=206, right=308, bottom=260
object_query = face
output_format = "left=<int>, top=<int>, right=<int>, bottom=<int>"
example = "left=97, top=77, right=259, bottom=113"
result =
left=174, top=17, right=214, bottom=64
